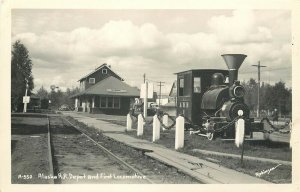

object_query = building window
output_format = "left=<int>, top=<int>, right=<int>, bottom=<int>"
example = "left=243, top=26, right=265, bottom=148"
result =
left=99, top=96, right=120, bottom=109
left=102, top=68, right=107, bottom=74
left=100, top=97, right=106, bottom=108
left=194, top=77, right=201, bottom=93
left=179, top=78, right=184, bottom=96
left=89, top=78, right=95, bottom=84
left=107, top=97, right=113, bottom=108
left=113, top=97, right=120, bottom=108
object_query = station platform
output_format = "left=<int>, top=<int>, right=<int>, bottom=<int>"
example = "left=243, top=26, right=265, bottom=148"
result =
left=61, top=111, right=271, bottom=184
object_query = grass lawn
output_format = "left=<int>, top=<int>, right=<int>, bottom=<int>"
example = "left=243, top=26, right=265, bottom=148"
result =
left=101, top=118, right=292, bottom=183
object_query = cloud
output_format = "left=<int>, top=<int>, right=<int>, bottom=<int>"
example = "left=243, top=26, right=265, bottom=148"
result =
left=208, top=10, right=272, bottom=44
left=12, top=10, right=291, bottom=92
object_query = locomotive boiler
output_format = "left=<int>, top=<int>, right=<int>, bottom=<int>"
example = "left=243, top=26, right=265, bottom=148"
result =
left=176, top=54, right=264, bottom=139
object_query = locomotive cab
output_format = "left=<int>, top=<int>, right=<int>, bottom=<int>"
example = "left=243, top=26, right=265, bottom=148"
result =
left=175, top=69, right=229, bottom=126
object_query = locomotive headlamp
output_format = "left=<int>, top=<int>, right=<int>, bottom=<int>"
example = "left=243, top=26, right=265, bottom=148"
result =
left=233, top=85, right=245, bottom=98
left=238, top=110, right=244, bottom=116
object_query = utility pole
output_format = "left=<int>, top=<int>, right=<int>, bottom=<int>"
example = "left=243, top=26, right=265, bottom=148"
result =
left=143, top=81, right=148, bottom=118
left=157, top=81, right=165, bottom=107
left=143, top=73, right=146, bottom=83
left=252, top=61, right=266, bottom=118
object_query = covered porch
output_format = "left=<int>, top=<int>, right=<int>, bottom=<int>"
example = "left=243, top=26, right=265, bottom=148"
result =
left=74, top=95, right=135, bottom=115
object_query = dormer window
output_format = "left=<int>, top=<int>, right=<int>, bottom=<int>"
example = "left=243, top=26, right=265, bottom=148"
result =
left=102, top=68, right=107, bottom=74
left=89, top=78, right=95, bottom=84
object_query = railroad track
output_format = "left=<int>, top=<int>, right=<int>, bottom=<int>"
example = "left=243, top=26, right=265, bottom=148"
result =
left=46, top=114, right=55, bottom=184
left=47, top=114, right=155, bottom=184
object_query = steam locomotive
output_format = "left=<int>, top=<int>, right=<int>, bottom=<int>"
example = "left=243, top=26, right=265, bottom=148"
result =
left=176, top=54, right=264, bottom=139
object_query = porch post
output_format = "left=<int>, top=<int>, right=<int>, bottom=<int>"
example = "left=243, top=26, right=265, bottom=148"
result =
left=87, top=98, right=90, bottom=113
left=78, top=98, right=81, bottom=111
left=75, top=98, right=78, bottom=110
left=91, top=96, right=95, bottom=113
left=92, top=96, right=95, bottom=108
left=82, top=97, right=86, bottom=112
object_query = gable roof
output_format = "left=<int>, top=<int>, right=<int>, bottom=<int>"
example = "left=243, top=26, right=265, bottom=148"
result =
left=169, top=80, right=177, bottom=97
left=71, top=76, right=140, bottom=98
left=78, top=63, right=124, bottom=82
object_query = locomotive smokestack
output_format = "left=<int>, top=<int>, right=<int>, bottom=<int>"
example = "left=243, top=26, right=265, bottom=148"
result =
left=221, top=54, right=247, bottom=86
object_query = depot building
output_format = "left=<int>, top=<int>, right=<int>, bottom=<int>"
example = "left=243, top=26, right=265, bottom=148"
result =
left=71, top=64, right=140, bottom=115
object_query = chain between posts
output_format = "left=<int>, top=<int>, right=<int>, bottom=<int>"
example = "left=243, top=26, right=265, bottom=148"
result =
left=140, top=113, right=154, bottom=125
left=157, top=112, right=176, bottom=130
left=180, top=114, right=240, bottom=133
left=128, top=110, right=138, bottom=124
left=179, top=114, right=201, bottom=130
left=130, top=109, right=280, bottom=134
left=260, top=117, right=291, bottom=134
left=213, top=116, right=240, bottom=133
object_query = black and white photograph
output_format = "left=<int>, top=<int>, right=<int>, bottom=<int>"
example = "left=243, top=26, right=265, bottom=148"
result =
left=1, top=0, right=299, bottom=191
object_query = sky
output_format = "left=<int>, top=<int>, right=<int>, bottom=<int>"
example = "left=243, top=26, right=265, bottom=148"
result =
left=11, top=9, right=291, bottom=94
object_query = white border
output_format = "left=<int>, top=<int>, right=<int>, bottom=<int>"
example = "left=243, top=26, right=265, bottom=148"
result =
left=1, top=0, right=299, bottom=192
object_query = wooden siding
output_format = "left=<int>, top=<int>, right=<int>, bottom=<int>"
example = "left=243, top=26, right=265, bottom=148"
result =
left=80, top=65, right=123, bottom=90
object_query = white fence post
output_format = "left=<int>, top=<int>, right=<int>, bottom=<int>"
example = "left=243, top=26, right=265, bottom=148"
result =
left=235, top=110, right=245, bottom=148
left=126, top=113, right=132, bottom=131
left=137, top=114, right=144, bottom=136
left=175, top=116, right=185, bottom=150
left=162, top=114, right=169, bottom=131
left=152, top=115, right=161, bottom=142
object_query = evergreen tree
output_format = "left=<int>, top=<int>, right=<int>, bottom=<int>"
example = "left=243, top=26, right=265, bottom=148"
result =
left=36, top=86, right=49, bottom=99
left=11, top=40, right=34, bottom=112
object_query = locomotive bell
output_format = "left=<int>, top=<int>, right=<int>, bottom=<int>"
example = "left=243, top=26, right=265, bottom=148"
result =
left=221, top=54, right=247, bottom=87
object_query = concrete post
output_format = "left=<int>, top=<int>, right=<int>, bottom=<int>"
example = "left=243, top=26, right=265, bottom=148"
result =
left=235, top=110, right=245, bottom=148
left=163, top=114, right=169, bottom=131
left=175, top=116, right=185, bottom=150
left=126, top=113, right=132, bottom=131
left=152, top=115, right=160, bottom=142
left=137, top=114, right=144, bottom=136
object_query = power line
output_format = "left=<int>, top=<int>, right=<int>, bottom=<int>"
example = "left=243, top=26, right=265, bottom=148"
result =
left=240, top=66, right=291, bottom=74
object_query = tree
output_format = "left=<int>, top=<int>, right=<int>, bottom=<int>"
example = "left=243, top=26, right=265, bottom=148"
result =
left=243, top=78, right=258, bottom=111
left=36, top=86, right=49, bottom=99
left=11, top=40, right=34, bottom=112
left=271, top=81, right=291, bottom=115
left=64, top=87, right=80, bottom=107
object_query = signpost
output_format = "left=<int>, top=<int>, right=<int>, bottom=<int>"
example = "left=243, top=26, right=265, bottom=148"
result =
left=23, top=82, right=29, bottom=113
left=140, top=82, right=154, bottom=118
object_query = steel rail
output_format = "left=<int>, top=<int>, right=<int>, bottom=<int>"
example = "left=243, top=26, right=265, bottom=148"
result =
left=61, top=116, right=155, bottom=184
left=46, top=114, right=55, bottom=184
